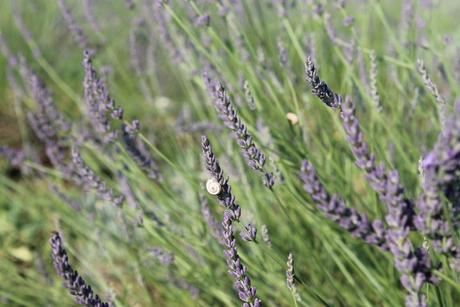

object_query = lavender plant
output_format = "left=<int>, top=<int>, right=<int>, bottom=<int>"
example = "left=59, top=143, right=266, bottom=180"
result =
left=204, top=76, right=275, bottom=188
left=416, top=102, right=460, bottom=266
left=50, top=232, right=109, bottom=307
left=1, top=1, right=460, bottom=306
left=305, top=58, right=439, bottom=306
left=201, top=135, right=261, bottom=306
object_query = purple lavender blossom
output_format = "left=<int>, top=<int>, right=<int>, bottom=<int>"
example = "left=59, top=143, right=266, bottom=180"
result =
left=50, top=232, right=109, bottom=307
left=304, top=57, right=342, bottom=108
left=195, top=14, right=211, bottom=28
left=83, top=0, right=106, bottom=44
left=242, top=79, right=257, bottom=111
left=240, top=223, right=257, bottom=242
left=416, top=59, right=445, bottom=105
left=222, top=210, right=262, bottom=307
left=415, top=102, right=460, bottom=263
left=18, top=57, right=71, bottom=133
left=201, top=135, right=241, bottom=218
left=277, top=36, right=288, bottom=67
left=125, top=0, right=135, bottom=9
left=71, top=147, right=124, bottom=207
left=121, top=124, right=161, bottom=181
left=0, top=146, right=25, bottom=167
left=58, top=0, right=93, bottom=50
left=305, top=58, right=436, bottom=306
left=50, top=184, right=82, bottom=212
left=201, top=136, right=261, bottom=306
left=343, top=16, right=355, bottom=27
left=300, top=160, right=388, bottom=249
left=149, top=247, right=175, bottom=265
left=12, top=3, right=42, bottom=59
left=204, top=77, right=275, bottom=188
left=151, top=1, right=184, bottom=64
left=201, top=195, right=224, bottom=244
left=339, top=97, right=415, bottom=228
left=129, top=18, right=147, bottom=76
left=83, top=50, right=123, bottom=143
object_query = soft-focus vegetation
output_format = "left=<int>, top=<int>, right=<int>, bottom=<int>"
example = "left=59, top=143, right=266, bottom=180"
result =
left=1, top=1, right=459, bottom=306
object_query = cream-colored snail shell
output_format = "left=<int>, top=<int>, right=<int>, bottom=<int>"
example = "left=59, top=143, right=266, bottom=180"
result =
left=206, top=178, right=221, bottom=195
left=286, top=112, right=299, bottom=125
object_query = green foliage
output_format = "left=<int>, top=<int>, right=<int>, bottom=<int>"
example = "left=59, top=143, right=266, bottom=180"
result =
left=0, top=0, right=459, bottom=306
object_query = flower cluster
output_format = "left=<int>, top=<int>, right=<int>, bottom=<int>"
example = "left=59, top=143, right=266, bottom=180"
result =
left=204, top=76, right=275, bottom=188
left=201, top=135, right=261, bottom=306
left=58, top=0, right=92, bottom=50
left=304, top=58, right=441, bottom=306
left=415, top=102, right=460, bottom=265
left=71, top=147, right=125, bottom=207
left=83, top=50, right=123, bottom=143
left=50, top=232, right=109, bottom=307
left=121, top=123, right=161, bottom=181
left=300, top=160, right=388, bottom=250
left=304, top=56, right=341, bottom=108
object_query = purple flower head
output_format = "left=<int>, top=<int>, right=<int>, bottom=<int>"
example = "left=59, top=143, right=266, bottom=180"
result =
left=415, top=102, right=460, bottom=263
left=204, top=76, right=275, bottom=188
left=304, top=57, right=342, bottom=108
left=202, top=136, right=261, bottom=305
left=71, top=147, right=125, bottom=207
left=50, top=232, right=109, bottom=307
left=83, top=50, right=123, bottom=143
left=121, top=124, right=161, bottom=181
left=300, top=160, right=388, bottom=250
left=201, top=135, right=241, bottom=218
left=58, top=0, right=93, bottom=50
left=240, top=223, right=257, bottom=242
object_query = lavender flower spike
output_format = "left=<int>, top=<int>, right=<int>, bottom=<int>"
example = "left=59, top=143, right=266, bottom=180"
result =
left=50, top=232, right=109, bottom=307
left=58, top=0, right=92, bottom=50
left=200, top=195, right=224, bottom=244
left=222, top=210, right=261, bottom=307
left=204, top=76, right=275, bottom=189
left=339, top=97, right=415, bottom=229
left=201, top=136, right=261, bottom=306
left=300, top=160, right=388, bottom=250
left=305, top=58, right=415, bottom=229
left=121, top=123, right=161, bottom=181
left=416, top=59, right=445, bottom=105
left=240, top=223, right=257, bottom=242
left=415, top=102, right=460, bottom=266
left=286, top=252, right=300, bottom=302
left=71, top=147, right=124, bottom=207
left=305, top=58, right=435, bottom=306
left=201, top=135, right=241, bottom=218
left=304, top=57, right=342, bottom=108
left=369, top=50, right=382, bottom=111
left=83, top=50, right=123, bottom=143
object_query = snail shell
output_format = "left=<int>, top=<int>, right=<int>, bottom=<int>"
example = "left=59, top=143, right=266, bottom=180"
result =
left=206, top=178, right=221, bottom=195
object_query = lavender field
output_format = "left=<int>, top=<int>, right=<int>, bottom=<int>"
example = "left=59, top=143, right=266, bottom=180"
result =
left=1, top=1, right=460, bottom=306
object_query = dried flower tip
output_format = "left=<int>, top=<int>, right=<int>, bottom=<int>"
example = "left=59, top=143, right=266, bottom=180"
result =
left=369, top=50, right=382, bottom=111
left=416, top=59, right=445, bottom=105
left=261, top=225, right=272, bottom=247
